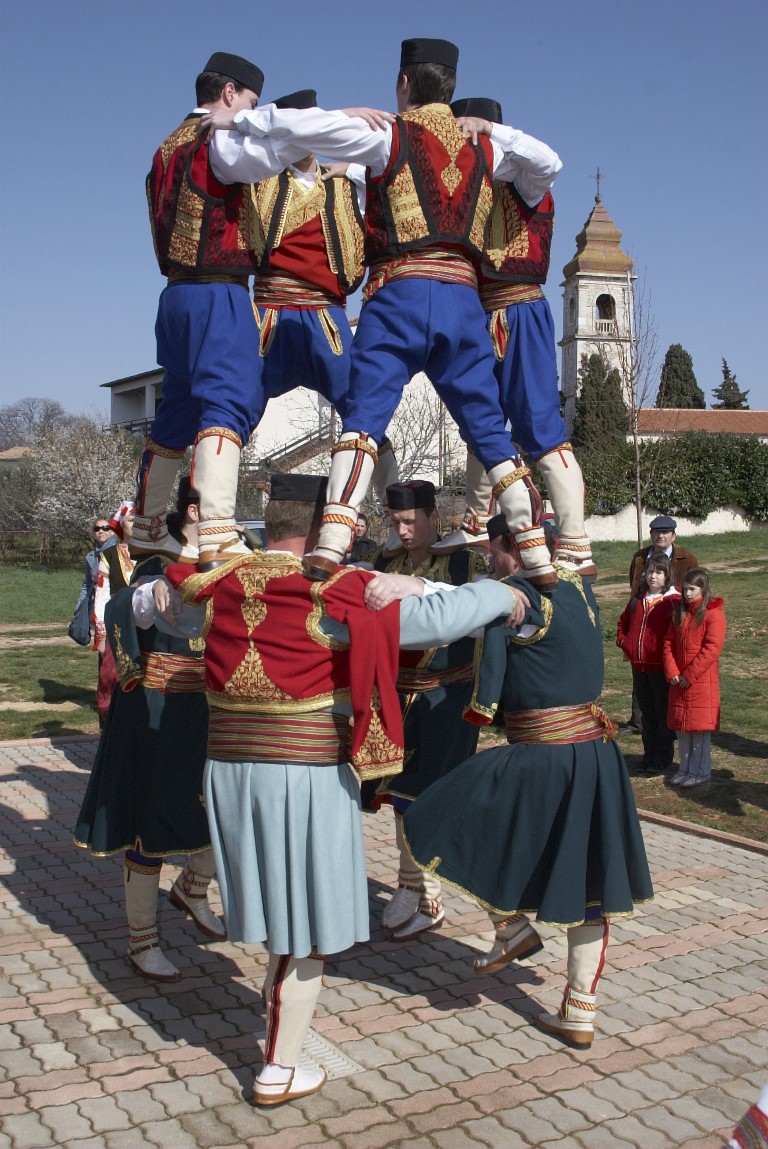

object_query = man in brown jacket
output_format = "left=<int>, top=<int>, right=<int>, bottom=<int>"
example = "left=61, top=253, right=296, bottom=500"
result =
left=620, top=515, right=699, bottom=734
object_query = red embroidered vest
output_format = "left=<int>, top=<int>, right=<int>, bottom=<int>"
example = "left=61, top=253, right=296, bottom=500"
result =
left=166, top=553, right=404, bottom=777
left=364, top=104, right=494, bottom=265
left=479, top=184, right=554, bottom=285
left=147, top=115, right=262, bottom=276
left=252, top=171, right=365, bottom=298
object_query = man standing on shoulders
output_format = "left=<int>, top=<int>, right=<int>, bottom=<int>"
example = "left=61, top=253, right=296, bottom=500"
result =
left=368, top=480, right=492, bottom=941
left=203, top=38, right=562, bottom=586
left=134, top=53, right=305, bottom=567
left=434, top=97, right=592, bottom=577
left=621, top=514, right=699, bottom=733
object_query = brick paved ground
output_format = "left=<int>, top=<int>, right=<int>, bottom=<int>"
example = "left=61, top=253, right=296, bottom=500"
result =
left=1, top=738, right=766, bottom=1149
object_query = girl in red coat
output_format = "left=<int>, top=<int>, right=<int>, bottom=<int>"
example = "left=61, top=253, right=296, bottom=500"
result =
left=663, top=569, right=726, bottom=787
left=616, top=555, right=680, bottom=774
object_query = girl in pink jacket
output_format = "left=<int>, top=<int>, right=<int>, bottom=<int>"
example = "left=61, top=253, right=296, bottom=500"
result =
left=663, top=569, right=726, bottom=787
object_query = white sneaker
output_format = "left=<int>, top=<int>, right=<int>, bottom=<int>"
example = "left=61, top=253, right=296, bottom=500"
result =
left=680, top=775, right=711, bottom=787
left=669, top=772, right=688, bottom=785
left=253, top=1063, right=327, bottom=1106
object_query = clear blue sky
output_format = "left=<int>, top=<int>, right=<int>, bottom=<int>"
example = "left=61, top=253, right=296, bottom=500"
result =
left=1, top=0, right=766, bottom=416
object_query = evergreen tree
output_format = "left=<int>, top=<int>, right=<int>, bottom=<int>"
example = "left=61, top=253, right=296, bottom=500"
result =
left=712, top=358, right=750, bottom=409
left=655, top=343, right=706, bottom=408
left=572, top=352, right=629, bottom=448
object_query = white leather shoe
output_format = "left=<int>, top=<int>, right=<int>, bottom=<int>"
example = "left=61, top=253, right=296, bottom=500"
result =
left=253, top=1063, right=327, bottom=1106
left=537, top=987, right=596, bottom=1048
left=390, top=903, right=445, bottom=941
left=473, top=918, right=544, bottom=974
left=381, top=885, right=420, bottom=932
left=127, top=938, right=181, bottom=983
left=169, top=880, right=227, bottom=941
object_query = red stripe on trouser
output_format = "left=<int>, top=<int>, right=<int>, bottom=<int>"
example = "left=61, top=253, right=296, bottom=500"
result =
left=340, top=450, right=366, bottom=505
left=589, top=919, right=610, bottom=993
left=264, top=954, right=292, bottom=1063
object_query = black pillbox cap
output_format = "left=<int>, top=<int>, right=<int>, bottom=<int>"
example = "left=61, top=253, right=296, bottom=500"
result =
left=386, top=480, right=437, bottom=511
left=270, top=473, right=328, bottom=504
left=203, top=53, right=264, bottom=97
left=400, top=38, right=459, bottom=70
left=272, top=89, right=318, bottom=110
left=451, top=97, right=502, bottom=123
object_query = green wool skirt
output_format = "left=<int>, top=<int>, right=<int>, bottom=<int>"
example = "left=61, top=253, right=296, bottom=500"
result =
left=402, top=736, right=653, bottom=927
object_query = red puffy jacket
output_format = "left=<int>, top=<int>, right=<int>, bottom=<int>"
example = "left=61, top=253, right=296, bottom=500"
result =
left=616, top=587, right=680, bottom=672
left=663, top=598, right=726, bottom=732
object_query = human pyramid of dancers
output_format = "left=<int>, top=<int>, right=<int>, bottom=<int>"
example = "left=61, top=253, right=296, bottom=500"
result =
left=76, top=40, right=654, bottom=1108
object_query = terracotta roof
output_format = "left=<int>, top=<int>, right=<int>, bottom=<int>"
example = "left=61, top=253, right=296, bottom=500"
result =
left=563, top=196, right=634, bottom=279
left=637, top=409, right=768, bottom=434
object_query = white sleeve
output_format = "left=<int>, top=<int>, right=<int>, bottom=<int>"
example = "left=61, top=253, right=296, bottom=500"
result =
left=131, top=581, right=160, bottom=630
left=209, top=130, right=309, bottom=184
left=490, top=123, right=562, bottom=207
left=345, top=163, right=368, bottom=212
left=231, top=105, right=392, bottom=175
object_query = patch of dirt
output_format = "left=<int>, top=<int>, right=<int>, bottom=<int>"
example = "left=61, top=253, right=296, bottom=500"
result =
left=0, top=636, right=73, bottom=650
left=0, top=623, right=65, bottom=633
left=0, top=701, right=79, bottom=712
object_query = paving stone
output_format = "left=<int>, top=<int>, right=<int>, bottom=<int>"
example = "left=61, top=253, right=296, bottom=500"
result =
left=37, top=1103, right=95, bottom=1143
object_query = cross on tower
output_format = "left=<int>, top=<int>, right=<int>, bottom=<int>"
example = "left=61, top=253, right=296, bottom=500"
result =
left=592, top=166, right=604, bottom=202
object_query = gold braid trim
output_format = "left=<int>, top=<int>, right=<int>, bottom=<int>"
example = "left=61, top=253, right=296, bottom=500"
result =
left=491, top=465, right=531, bottom=497
left=318, top=309, right=344, bottom=355
left=331, top=437, right=378, bottom=459
left=111, top=624, right=142, bottom=688
left=145, top=438, right=185, bottom=459
left=351, top=686, right=404, bottom=779
left=510, top=593, right=552, bottom=644
left=555, top=566, right=596, bottom=627
left=194, top=426, right=242, bottom=448
left=537, top=441, right=574, bottom=459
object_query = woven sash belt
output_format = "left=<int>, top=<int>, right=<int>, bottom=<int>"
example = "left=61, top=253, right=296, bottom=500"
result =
left=207, top=709, right=351, bottom=763
left=397, top=664, right=474, bottom=693
left=479, top=282, right=545, bottom=310
left=364, top=251, right=478, bottom=301
left=140, top=652, right=205, bottom=694
left=167, top=273, right=250, bottom=289
left=252, top=273, right=343, bottom=310
left=504, top=701, right=616, bottom=744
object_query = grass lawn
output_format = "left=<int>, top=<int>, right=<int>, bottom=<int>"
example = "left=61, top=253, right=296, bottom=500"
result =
left=2, top=536, right=767, bottom=840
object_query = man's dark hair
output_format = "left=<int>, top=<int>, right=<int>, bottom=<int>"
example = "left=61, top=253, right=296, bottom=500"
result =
left=397, top=62, right=456, bottom=106
left=357, top=513, right=368, bottom=526
left=265, top=499, right=323, bottom=543
left=195, top=70, right=246, bottom=106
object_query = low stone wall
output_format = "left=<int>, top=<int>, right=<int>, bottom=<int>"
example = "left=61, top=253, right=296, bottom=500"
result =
left=582, top=504, right=768, bottom=542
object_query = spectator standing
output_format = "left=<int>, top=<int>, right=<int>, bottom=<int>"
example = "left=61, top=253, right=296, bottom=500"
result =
left=616, top=555, right=680, bottom=775
left=664, top=569, right=726, bottom=787
left=343, top=513, right=378, bottom=564
left=620, top=514, right=699, bottom=734
left=68, top=519, right=115, bottom=647
left=92, top=503, right=136, bottom=725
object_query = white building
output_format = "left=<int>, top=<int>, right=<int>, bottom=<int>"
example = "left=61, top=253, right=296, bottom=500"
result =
left=559, top=195, right=635, bottom=427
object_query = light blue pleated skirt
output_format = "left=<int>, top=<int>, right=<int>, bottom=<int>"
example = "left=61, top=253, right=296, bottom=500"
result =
left=204, top=758, right=369, bottom=957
